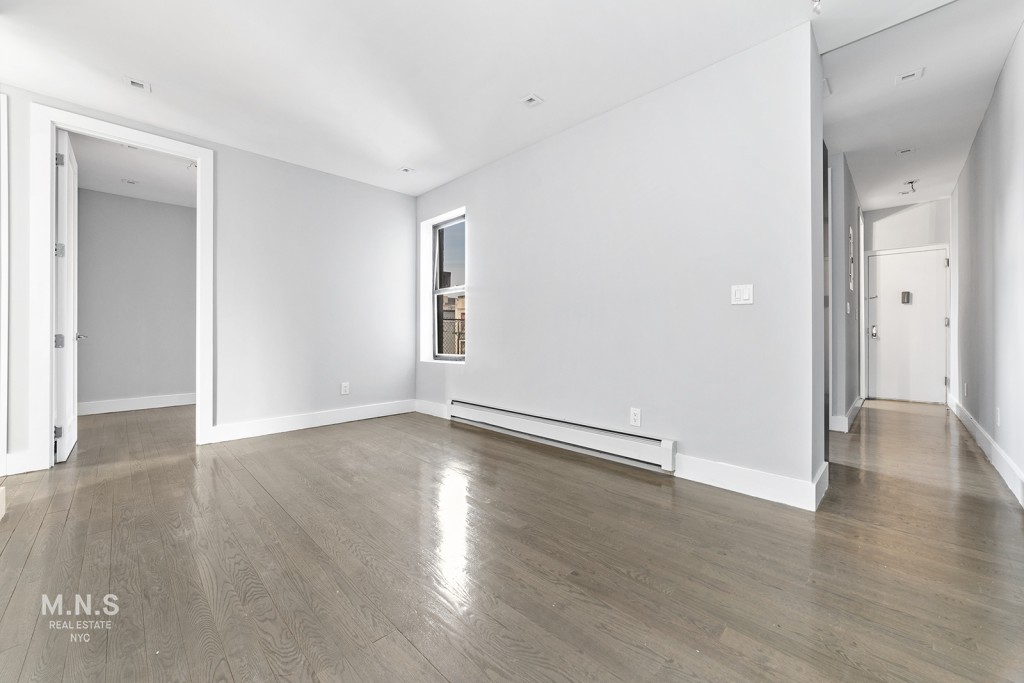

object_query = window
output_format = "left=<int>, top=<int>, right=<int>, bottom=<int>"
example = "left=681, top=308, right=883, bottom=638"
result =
left=432, top=216, right=466, bottom=359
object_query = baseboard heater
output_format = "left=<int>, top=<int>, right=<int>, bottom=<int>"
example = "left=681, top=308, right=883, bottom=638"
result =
left=449, top=400, right=675, bottom=472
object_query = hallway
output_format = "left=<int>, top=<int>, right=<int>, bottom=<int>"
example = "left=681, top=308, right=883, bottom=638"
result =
left=0, top=402, right=1021, bottom=681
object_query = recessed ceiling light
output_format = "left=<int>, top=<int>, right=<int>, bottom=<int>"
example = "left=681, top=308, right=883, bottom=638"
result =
left=894, top=68, right=925, bottom=85
left=520, top=93, right=544, bottom=107
left=121, top=178, right=140, bottom=185
left=122, top=76, right=152, bottom=92
left=398, top=167, right=415, bottom=174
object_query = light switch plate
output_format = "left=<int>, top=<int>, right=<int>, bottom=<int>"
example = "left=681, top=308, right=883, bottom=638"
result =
left=731, top=284, right=754, bottom=305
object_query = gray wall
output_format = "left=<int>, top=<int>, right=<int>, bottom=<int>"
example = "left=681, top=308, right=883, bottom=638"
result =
left=864, top=200, right=950, bottom=252
left=951, top=23, right=1023, bottom=497
left=416, top=25, right=825, bottom=484
left=1, top=83, right=416, bottom=454
left=78, top=190, right=196, bottom=403
left=829, top=153, right=863, bottom=422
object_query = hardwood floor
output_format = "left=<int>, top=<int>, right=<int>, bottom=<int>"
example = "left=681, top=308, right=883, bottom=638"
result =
left=0, top=401, right=1021, bottom=681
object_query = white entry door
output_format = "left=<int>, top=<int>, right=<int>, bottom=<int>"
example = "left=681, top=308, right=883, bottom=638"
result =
left=867, top=248, right=947, bottom=403
left=53, top=130, right=79, bottom=464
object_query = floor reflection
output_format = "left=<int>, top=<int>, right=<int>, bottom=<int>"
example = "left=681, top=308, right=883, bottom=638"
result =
left=437, top=467, right=469, bottom=598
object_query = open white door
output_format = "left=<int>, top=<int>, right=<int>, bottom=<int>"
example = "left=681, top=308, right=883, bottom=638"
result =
left=53, top=130, right=78, bottom=464
left=867, top=248, right=947, bottom=403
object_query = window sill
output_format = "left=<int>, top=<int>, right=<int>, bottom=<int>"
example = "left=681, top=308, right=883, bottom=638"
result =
left=421, top=358, right=465, bottom=365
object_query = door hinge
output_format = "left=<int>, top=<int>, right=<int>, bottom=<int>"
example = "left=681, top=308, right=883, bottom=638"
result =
left=54, top=333, right=65, bottom=348
left=55, top=152, right=65, bottom=167
left=945, top=317, right=950, bottom=327
left=54, top=426, right=63, bottom=439
left=945, top=376, right=950, bottom=387
left=55, top=243, right=66, bottom=258
left=945, top=258, right=950, bottom=267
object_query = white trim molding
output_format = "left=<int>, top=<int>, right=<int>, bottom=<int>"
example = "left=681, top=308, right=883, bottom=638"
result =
left=675, top=455, right=828, bottom=511
left=950, top=400, right=1024, bottom=509
left=415, top=400, right=450, bottom=419
left=78, top=393, right=197, bottom=416
left=829, top=397, right=864, bottom=433
left=22, top=104, right=214, bottom=475
left=207, top=400, right=416, bottom=443
left=0, top=93, right=9, bottom=477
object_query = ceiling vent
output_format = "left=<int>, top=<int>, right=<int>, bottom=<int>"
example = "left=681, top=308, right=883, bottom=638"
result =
left=895, top=147, right=916, bottom=158
left=520, top=93, right=544, bottom=107
left=123, top=76, right=152, bottom=92
left=894, top=68, right=924, bottom=85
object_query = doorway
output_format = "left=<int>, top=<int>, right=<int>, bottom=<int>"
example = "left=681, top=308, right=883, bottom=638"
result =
left=18, top=105, right=214, bottom=475
left=866, top=246, right=948, bottom=403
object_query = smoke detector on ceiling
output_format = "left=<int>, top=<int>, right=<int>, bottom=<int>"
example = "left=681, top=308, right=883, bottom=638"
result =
left=520, top=93, right=544, bottom=107
left=398, top=167, right=415, bottom=174
left=121, top=178, right=140, bottom=185
left=894, top=68, right=925, bottom=85
left=122, top=76, right=152, bottom=92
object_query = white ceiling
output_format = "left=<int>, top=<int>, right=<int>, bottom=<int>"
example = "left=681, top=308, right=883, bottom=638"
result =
left=0, top=0, right=980, bottom=197
left=823, top=0, right=1024, bottom=211
left=69, top=133, right=197, bottom=208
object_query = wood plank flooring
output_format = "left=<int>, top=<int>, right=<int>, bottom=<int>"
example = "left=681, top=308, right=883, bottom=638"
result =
left=0, top=401, right=1021, bottom=681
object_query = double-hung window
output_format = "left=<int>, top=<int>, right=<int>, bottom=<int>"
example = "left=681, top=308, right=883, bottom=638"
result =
left=432, top=216, right=466, bottom=360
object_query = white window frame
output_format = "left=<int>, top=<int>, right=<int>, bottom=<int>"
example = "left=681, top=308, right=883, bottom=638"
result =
left=419, top=208, right=466, bottom=364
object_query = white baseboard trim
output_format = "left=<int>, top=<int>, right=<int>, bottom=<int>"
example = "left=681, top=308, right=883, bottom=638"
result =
left=674, top=454, right=827, bottom=511
left=203, top=399, right=416, bottom=444
left=829, top=397, right=864, bottom=433
left=949, top=400, right=1024, bottom=509
left=414, top=400, right=450, bottom=419
left=79, top=393, right=196, bottom=416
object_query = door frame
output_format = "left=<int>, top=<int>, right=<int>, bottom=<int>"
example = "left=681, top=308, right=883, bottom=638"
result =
left=1, top=94, right=9, bottom=476
left=15, top=104, right=214, bottom=475
left=863, top=243, right=950, bottom=401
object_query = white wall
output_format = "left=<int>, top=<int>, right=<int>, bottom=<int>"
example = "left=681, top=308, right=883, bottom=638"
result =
left=77, top=189, right=196, bottom=407
left=829, top=153, right=863, bottom=429
left=950, top=25, right=1024, bottom=508
left=1, top=83, right=416, bottom=469
left=416, top=24, right=826, bottom=508
left=864, top=199, right=950, bottom=252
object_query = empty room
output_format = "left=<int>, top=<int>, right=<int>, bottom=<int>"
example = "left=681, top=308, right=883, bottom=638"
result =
left=0, top=1, right=1022, bottom=681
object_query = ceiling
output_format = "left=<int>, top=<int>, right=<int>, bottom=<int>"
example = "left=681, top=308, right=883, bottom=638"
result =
left=70, top=133, right=197, bottom=208
left=823, top=0, right=1024, bottom=211
left=0, top=0, right=979, bottom=197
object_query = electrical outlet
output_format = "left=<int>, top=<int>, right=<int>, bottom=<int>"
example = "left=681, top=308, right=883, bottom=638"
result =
left=963, top=382, right=968, bottom=398
left=341, top=382, right=350, bottom=395
left=629, top=407, right=642, bottom=427
left=996, top=408, right=1000, bottom=427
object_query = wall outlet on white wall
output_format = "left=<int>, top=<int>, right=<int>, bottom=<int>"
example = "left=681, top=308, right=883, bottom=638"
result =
left=996, top=408, right=1000, bottom=427
left=629, top=407, right=642, bottom=427
left=341, top=382, right=350, bottom=395
left=963, top=382, right=968, bottom=398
